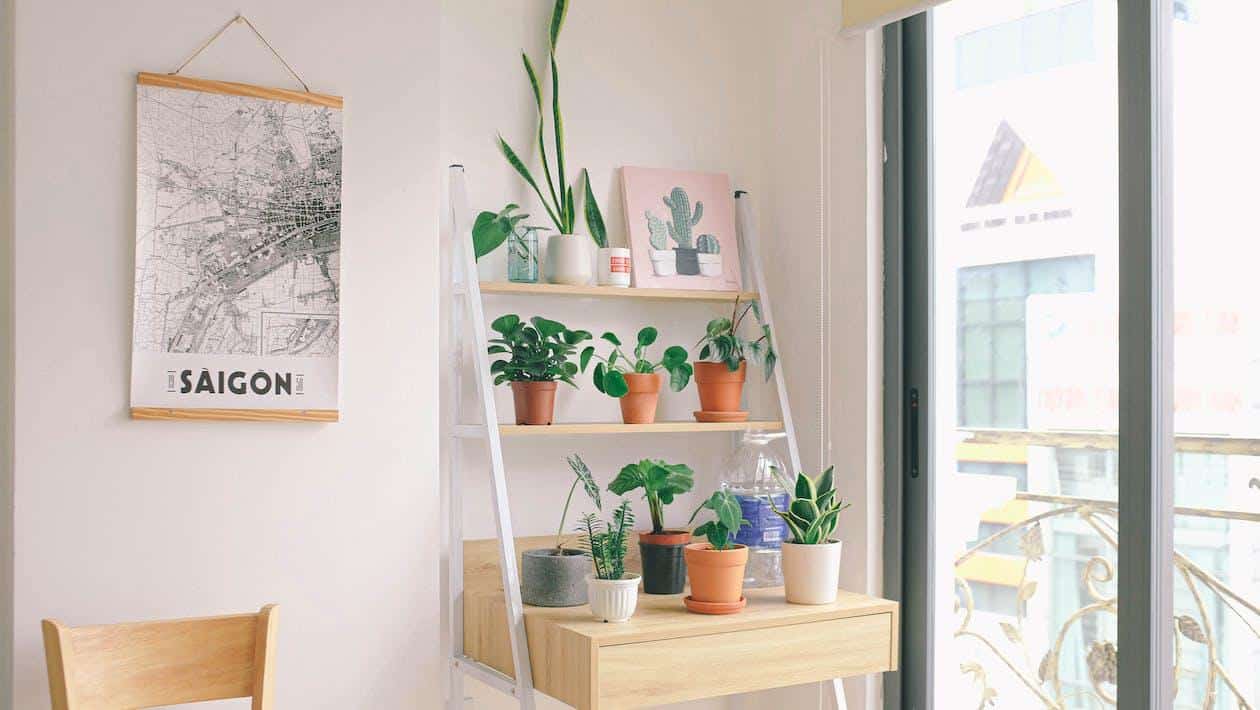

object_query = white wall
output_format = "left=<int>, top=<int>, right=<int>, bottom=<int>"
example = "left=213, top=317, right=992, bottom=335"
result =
left=2, top=0, right=16, bottom=701
left=8, top=1, right=439, bottom=707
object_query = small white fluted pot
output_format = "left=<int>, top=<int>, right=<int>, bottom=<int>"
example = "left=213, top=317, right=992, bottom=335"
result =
left=586, top=573, right=641, bottom=622
left=781, top=540, right=843, bottom=605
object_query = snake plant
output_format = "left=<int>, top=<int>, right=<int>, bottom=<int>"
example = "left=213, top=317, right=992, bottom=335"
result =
left=768, top=465, right=851, bottom=544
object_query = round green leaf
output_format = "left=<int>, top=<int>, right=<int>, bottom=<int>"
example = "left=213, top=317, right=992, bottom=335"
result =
left=604, top=370, right=629, bottom=397
left=637, top=327, right=658, bottom=347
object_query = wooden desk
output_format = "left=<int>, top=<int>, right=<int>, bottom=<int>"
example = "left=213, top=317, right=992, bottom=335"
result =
left=463, top=537, right=899, bottom=709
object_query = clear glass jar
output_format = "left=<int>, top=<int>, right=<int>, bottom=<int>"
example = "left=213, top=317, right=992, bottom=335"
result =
left=719, top=431, right=791, bottom=588
left=507, top=227, right=540, bottom=283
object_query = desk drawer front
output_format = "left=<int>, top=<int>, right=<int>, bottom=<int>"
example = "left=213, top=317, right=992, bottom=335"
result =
left=597, top=611, right=894, bottom=708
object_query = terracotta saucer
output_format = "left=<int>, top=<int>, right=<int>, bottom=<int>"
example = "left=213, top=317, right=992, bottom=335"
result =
left=693, top=410, right=750, bottom=423
left=683, top=595, right=747, bottom=615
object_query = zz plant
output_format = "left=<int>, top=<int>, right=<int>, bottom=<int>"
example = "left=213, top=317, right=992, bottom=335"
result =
left=695, top=296, right=777, bottom=381
left=488, top=314, right=591, bottom=385
left=607, top=459, right=694, bottom=534
left=687, top=490, right=749, bottom=550
left=579, top=327, right=693, bottom=396
left=769, top=465, right=851, bottom=544
left=577, top=499, right=635, bottom=580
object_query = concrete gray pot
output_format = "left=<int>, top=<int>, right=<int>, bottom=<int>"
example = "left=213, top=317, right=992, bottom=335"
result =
left=521, top=548, right=591, bottom=607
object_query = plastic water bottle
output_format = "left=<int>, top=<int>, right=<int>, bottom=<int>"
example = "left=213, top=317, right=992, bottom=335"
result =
left=719, top=431, right=790, bottom=588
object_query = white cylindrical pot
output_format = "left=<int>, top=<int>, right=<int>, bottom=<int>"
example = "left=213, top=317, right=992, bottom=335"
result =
left=586, top=573, right=640, bottom=622
left=781, top=540, right=842, bottom=605
left=545, top=233, right=593, bottom=285
left=648, top=248, right=676, bottom=276
left=697, top=253, right=722, bottom=277
left=597, top=247, right=631, bottom=287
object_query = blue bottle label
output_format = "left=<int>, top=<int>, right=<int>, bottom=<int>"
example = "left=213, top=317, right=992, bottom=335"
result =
left=732, top=493, right=789, bottom=549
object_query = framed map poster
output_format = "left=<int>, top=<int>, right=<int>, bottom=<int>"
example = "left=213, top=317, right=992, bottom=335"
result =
left=130, top=73, right=343, bottom=422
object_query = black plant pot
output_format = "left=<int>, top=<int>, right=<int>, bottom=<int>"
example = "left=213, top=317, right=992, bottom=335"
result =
left=673, top=247, right=700, bottom=276
left=639, top=533, right=689, bottom=595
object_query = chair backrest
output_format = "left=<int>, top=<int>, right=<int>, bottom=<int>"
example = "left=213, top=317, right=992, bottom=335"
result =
left=42, top=604, right=278, bottom=710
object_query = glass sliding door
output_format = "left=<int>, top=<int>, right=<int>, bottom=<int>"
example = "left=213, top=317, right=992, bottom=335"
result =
left=924, top=1, right=1124, bottom=706
left=1170, top=4, right=1260, bottom=707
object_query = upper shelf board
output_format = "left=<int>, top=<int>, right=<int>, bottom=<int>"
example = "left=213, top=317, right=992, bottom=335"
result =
left=478, top=281, right=759, bottom=303
left=498, top=421, right=784, bottom=436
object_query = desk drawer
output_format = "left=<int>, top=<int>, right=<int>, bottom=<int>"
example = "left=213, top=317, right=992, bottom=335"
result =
left=595, top=611, right=895, bottom=709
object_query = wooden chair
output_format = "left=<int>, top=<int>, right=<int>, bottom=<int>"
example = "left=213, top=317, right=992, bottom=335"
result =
left=42, top=604, right=278, bottom=709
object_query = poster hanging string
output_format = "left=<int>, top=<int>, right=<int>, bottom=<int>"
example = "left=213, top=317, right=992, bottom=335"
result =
left=169, top=14, right=312, bottom=93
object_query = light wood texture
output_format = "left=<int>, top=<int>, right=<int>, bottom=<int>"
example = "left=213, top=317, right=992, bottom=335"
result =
left=479, top=281, right=759, bottom=303
left=137, top=72, right=342, bottom=108
left=131, top=407, right=338, bottom=423
left=42, top=605, right=278, bottom=710
left=498, top=421, right=783, bottom=437
left=463, top=537, right=898, bottom=709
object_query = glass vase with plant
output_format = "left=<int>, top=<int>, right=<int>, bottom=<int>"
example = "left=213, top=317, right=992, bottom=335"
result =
left=579, top=327, right=693, bottom=424
left=496, top=0, right=607, bottom=285
left=691, top=296, right=777, bottom=420
left=683, top=490, right=752, bottom=614
left=487, top=314, right=590, bottom=425
left=577, top=499, right=640, bottom=622
left=520, top=454, right=603, bottom=607
left=769, top=465, right=850, bottom=604
left=608, top=458, right=695, bottom=594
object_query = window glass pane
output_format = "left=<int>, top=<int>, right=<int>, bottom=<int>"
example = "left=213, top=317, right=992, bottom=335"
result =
left=1172, top=5, right=1260, bottom=707
left=932, top=0, right=1119, bottom=707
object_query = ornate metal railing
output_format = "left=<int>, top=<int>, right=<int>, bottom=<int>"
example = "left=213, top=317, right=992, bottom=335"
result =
left=953, top=429, right=1259, bottom=709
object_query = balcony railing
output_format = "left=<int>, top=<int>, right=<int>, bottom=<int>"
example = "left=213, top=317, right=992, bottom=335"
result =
left=952, top=428, right=1259, bottom=709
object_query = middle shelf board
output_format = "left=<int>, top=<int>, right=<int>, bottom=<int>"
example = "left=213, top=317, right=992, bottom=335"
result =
left=498, top=420, right=784, bottom=437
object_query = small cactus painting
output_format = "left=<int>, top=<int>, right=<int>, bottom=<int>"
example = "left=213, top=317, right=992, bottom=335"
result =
left=622, top=167, right=742, bottom=291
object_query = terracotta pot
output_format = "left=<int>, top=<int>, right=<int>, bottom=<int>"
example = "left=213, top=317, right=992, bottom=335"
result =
left=683, top=542, right=748, bottom=604
left=693, top=361, right=747, bottom=412
left=618, top=373, right=663, bottom=424
left=510, top=381, right=558, bottom=425
left=638, top=530, right=691, bottom=595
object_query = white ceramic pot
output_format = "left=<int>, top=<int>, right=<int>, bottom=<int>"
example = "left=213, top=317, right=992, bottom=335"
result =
left=598, top=247, right=631, bottom=287
left=781, top=540, right=842, bottom=605
left=586, top=573, right=640, bottom=622
left=697, top=253, right=722, bottom=277
left=545, top=233, right=593, bottom=285
left=648, top=248, right=676, bottom=276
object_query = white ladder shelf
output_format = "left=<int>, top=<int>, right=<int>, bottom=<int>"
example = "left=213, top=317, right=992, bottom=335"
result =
left=442, top=165, right=847, bottom=709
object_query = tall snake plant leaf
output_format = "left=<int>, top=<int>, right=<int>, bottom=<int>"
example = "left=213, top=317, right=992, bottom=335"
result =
left=550, top=53, right=568, bottom=230
left=583, top=169, right=607, bottom=248
left=498, top=135, right=561, bottom=229
left=521, top=53, right=560, bottom=216
left=549, top=0, right=568, bottom=49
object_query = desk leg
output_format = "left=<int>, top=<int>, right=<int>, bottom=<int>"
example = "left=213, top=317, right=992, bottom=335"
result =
left=830, top=678, right=847, bottom=710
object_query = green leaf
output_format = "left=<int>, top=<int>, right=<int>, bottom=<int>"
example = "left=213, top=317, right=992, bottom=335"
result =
left=794, top=473, right=816, bottom=502
left=579, top=346, right=595, bottom=372
left=601, top=331, right=622, bottom=346
left=550, top=52, right=567, bottom=230
left=661, top=345, right=686, bottom=368
left=706, top=318, right=732, bottom=337
left=698, top=344, right=712, bottom=361
left=592, top=362, right=607, bottom=393
left=637, top=327, right=658, bottom=347
left=790, top=498, right=819, bottom=522
left=521, top=53, right=561, bottom=218
left=490, top=314, right=521, bottom=335
left=604, top=370, right=628, bottom=397
left=815, top=466, right=835, bottom=498
left=549, top=0, right=568, bottom=48
left=708, top=490, right=743, bottom=535
left=531, top=316, right=566, bottom=339
left=609, top=462, right=647, bottom=495
left=497, top=135, right=562, bottom=230
left=567, top=454, right=601, bottom=510
left=667, top=362, right=692, bottom=392
left=583, top=169, right=607, bottom=248
left=472, top=211, right=510, bottom=261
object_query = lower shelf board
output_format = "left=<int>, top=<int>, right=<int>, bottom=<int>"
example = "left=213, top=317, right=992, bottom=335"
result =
left=498, top=420, right=784, bottom=436
left=462, top=536, right=899, bottom=709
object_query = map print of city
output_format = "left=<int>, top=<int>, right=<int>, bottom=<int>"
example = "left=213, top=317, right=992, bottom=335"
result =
left=130, top=74, right=343, bottom=419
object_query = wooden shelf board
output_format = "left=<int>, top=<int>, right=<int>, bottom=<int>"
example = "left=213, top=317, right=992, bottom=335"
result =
left=462, top=536, right=899, bottom=709
left=498, top=420, right=783, bottom=436
left=478, top=281, right=759, bottom=302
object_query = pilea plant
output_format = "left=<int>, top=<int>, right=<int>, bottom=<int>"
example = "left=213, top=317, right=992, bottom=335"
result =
left=488, top=314, right=591, bottom=385
left=579, top=327, right=693, bottom=396
left=769, top=465, right=851, bottom=545
left=577, top=499, right=635, bottom=580
left=555, top=454, right=602, bottom=552
left=695, top=296, right=777, bottom=381
left=607, top=459, right=694, bottom=534
left=687, top=490, right=750, bottom=550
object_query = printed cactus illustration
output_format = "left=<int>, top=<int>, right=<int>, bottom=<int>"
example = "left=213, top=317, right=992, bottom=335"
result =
left=663, top=187, right=703, bottom=249
left=646, top=211, right=669, bottom=251
left=696, top=234, right=720, bottom=255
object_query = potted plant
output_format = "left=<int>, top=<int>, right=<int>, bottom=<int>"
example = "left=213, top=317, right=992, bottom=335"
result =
left=769, top=465, right=851, bottom=605
left=662, top=187, right=702, bottom=275
left=682, top=490, right=751, bottom=614
left=579, top=327, right=693, bottom=424
left=692, top=296, right=777, bottom=421
left=645, top=213, right=676, bottom=276
left=472, top=204, right=542, bottom=283
left=577, top=499, right=640, bottom=622
left=696, top=234, right=722, bottom=277
left=497, top=0, right=606, bottom=286
left=520, top=455, right=603, bottom=607
left=488, top=314, right=591, bottom=425
left=607, top=459, right=694, bottom=594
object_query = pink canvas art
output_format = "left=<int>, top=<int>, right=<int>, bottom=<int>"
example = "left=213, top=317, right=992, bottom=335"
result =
left=621, top=167, right=742, bottom=291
